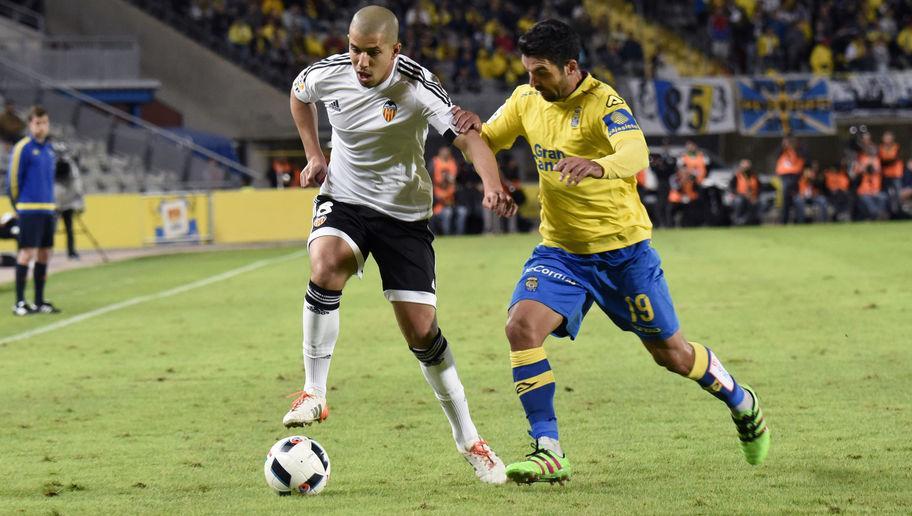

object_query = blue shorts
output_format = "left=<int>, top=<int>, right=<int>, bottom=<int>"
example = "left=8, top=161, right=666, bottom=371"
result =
left=510, top=240, right=680, bottom=340
left=17, top=212, right=56, bottom=249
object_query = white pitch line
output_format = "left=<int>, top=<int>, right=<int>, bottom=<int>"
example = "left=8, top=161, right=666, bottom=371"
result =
left=0, top=249, right=308, bottom=346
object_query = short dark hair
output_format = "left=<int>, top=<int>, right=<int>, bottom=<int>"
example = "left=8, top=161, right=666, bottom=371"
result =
left=27, top=105, right=48, bottom=121
left=518, top=19, right=581, bottom=67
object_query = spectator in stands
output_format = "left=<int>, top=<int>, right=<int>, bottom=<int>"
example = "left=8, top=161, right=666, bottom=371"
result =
left=730, top=159, right=761, bottom=226
left=795, top=161, right=828, bottom=223
left=431, top=146, right=458, bottom=235
left=878, top=131, right=905, bottom=217
left=227, top=17, right=254, bottom=57
left=809, top=38, right=833, bottom=75
left=757, top=25, right=782, bottom=72
left=618, top=33, right=645, bottom=76
left=775, top=137, right=805, bottom=224
left=853, top=142, right=886, bottom=220
left=845, top=36, right=875, bottom=72
left=872, top=34, right=890, bottom=72
left=708, top=6, right=732, bottom=62
left=451, top=40, right=481, bottom=93
left=782, top=21, right=809, bottom=72
left=896, top=20, right=912, bottom=68
left=0, top=101, right=25, bottom=145
left=729, top=5, right=754, bottom=73
left=823, top=163, right=852, bottom=222
left=54, top=150, right=85, bottom=260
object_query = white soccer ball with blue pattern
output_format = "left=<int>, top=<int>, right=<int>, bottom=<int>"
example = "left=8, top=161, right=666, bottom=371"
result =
left=264, top=435, right=331, bottom=495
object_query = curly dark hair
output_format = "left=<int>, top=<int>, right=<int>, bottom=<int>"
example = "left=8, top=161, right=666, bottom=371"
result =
left=517, top=19, right=581, bottom=67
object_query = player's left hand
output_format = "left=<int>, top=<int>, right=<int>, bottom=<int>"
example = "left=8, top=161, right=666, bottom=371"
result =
left=451, top=105, right=482, bottom=134
left=482, top=187, right=518, bottom=217
left=556, top=157, right=604, bottom=186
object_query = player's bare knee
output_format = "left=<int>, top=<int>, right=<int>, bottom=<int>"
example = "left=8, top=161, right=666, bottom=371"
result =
left=651, top=350, right=690, bottom=376
left=644, top=337, right=692, bottom=376
left=505, top=316, right=544, bottom=350
left=17, top=248, right=35, bottom=264
left=309, top=256, right=349, bottom=290
left=403, top=324, right=437, bottom=349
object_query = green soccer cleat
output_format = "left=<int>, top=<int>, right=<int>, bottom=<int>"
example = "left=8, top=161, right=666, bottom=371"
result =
left=732, top=385, right=770, bottom=465
left=505, top=441, right=572, bottom=485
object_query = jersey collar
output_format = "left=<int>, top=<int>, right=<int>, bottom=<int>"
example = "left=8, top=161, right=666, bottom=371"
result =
left=557, top=72, right=596, bottom=104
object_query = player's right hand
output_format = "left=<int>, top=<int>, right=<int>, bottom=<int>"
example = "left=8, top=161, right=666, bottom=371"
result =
left=451, top=105, right=482, bottom=134
left=482, top=187, right=518, bottom=218
left=300, top=157, right=328, bottom=187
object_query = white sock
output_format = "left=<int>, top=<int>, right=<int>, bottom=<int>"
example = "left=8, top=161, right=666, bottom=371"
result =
left=416, top=343, right=480, bottom=449
left=538, top=436, right=564, bottom=456
left=302, top=283, right=341, bottom=397
left=733, top=389, right=754, bottom=415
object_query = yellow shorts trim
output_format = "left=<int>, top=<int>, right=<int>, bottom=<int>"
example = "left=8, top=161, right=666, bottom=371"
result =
left=17, top=202, right=57, bottom=210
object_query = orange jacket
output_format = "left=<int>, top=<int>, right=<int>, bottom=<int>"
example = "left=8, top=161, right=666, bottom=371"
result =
left=798, top=176, right=819, bottom=197
left=669, top=171, right=699, bottom=203
left=857, top=170, right=882, bottom=195
left=776, top=148, right=804, bottom=176
left=734, top=171, right=760, bottom=202
left=824, top=168, right=849, bottom=192
left=432, top=156, right=457, bottom=213
left=879, top=143, right=903, bottom=178
left=680, top=152, right=708, bottom=184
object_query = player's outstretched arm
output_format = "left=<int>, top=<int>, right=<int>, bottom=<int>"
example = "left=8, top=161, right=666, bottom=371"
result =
left=453, top=131, right=517, bottom=218
left=290, top=95, right=327, bottom=187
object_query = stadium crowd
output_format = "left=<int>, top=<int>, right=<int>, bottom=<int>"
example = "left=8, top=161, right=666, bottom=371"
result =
left=639, top=0, right=912, bottom=74
left=143, top=0, right=646, bottom=90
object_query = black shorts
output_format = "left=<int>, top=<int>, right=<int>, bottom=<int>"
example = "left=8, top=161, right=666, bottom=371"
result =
left=307, top=195, right=437, bottom=306
left=17, top=212, right=56, bottom=249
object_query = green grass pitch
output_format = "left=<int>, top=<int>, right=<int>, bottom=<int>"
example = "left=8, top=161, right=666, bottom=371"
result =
left=1, top=223, right=911, bottom=514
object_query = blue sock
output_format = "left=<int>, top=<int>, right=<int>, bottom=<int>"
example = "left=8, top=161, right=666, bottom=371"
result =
left=687, top=342, right=747, bottom=410
left=511, top=347, right=558, bottom=440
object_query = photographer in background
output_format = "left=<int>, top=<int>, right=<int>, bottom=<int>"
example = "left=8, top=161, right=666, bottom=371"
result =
left=54, top=147, right=85, bottom=260
left=852, top=141, right=887, bottom=220
left=730, top=159, right=761, bottom=225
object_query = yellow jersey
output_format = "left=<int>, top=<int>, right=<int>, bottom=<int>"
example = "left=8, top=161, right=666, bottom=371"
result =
left=481, top=73, right=651, bottom=254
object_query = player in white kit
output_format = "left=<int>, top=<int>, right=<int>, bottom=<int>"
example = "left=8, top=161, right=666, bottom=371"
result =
left=282, top=5, right=516, bottom=485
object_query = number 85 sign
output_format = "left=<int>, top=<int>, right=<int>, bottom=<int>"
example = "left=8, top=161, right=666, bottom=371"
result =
left=628, top=78, right=736, bottom=136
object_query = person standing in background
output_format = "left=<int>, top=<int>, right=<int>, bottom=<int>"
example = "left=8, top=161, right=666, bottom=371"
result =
left=54, top=150, right=85, bottom=260
left=6, top=106, right=61, bottom=316
left=878, top=131, right=904, bottom=217
left=775, top=137, right=805, bottom=224
left=431, top=146, right=458, bottom=235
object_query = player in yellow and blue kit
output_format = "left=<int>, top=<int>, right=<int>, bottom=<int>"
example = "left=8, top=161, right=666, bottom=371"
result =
left=6, top=106, right=61, bottom=316
left=453, top=20, right=770, bottom=484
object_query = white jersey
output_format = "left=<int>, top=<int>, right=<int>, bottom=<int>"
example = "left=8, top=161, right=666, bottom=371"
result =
left=292, top=53, right=457, bottom=221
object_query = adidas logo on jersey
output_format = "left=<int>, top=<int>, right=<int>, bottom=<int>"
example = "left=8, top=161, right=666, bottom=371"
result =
left=325, top=99, right=341, bottom=112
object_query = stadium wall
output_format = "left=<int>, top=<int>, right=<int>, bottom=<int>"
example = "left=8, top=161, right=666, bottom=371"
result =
left=42, top=0, right=294, bottom=141
left=0, top=189, right=318, bottom=251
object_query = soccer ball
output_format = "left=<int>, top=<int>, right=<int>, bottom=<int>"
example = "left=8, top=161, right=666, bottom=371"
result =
left=264, top=435, right=331, bottom=495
